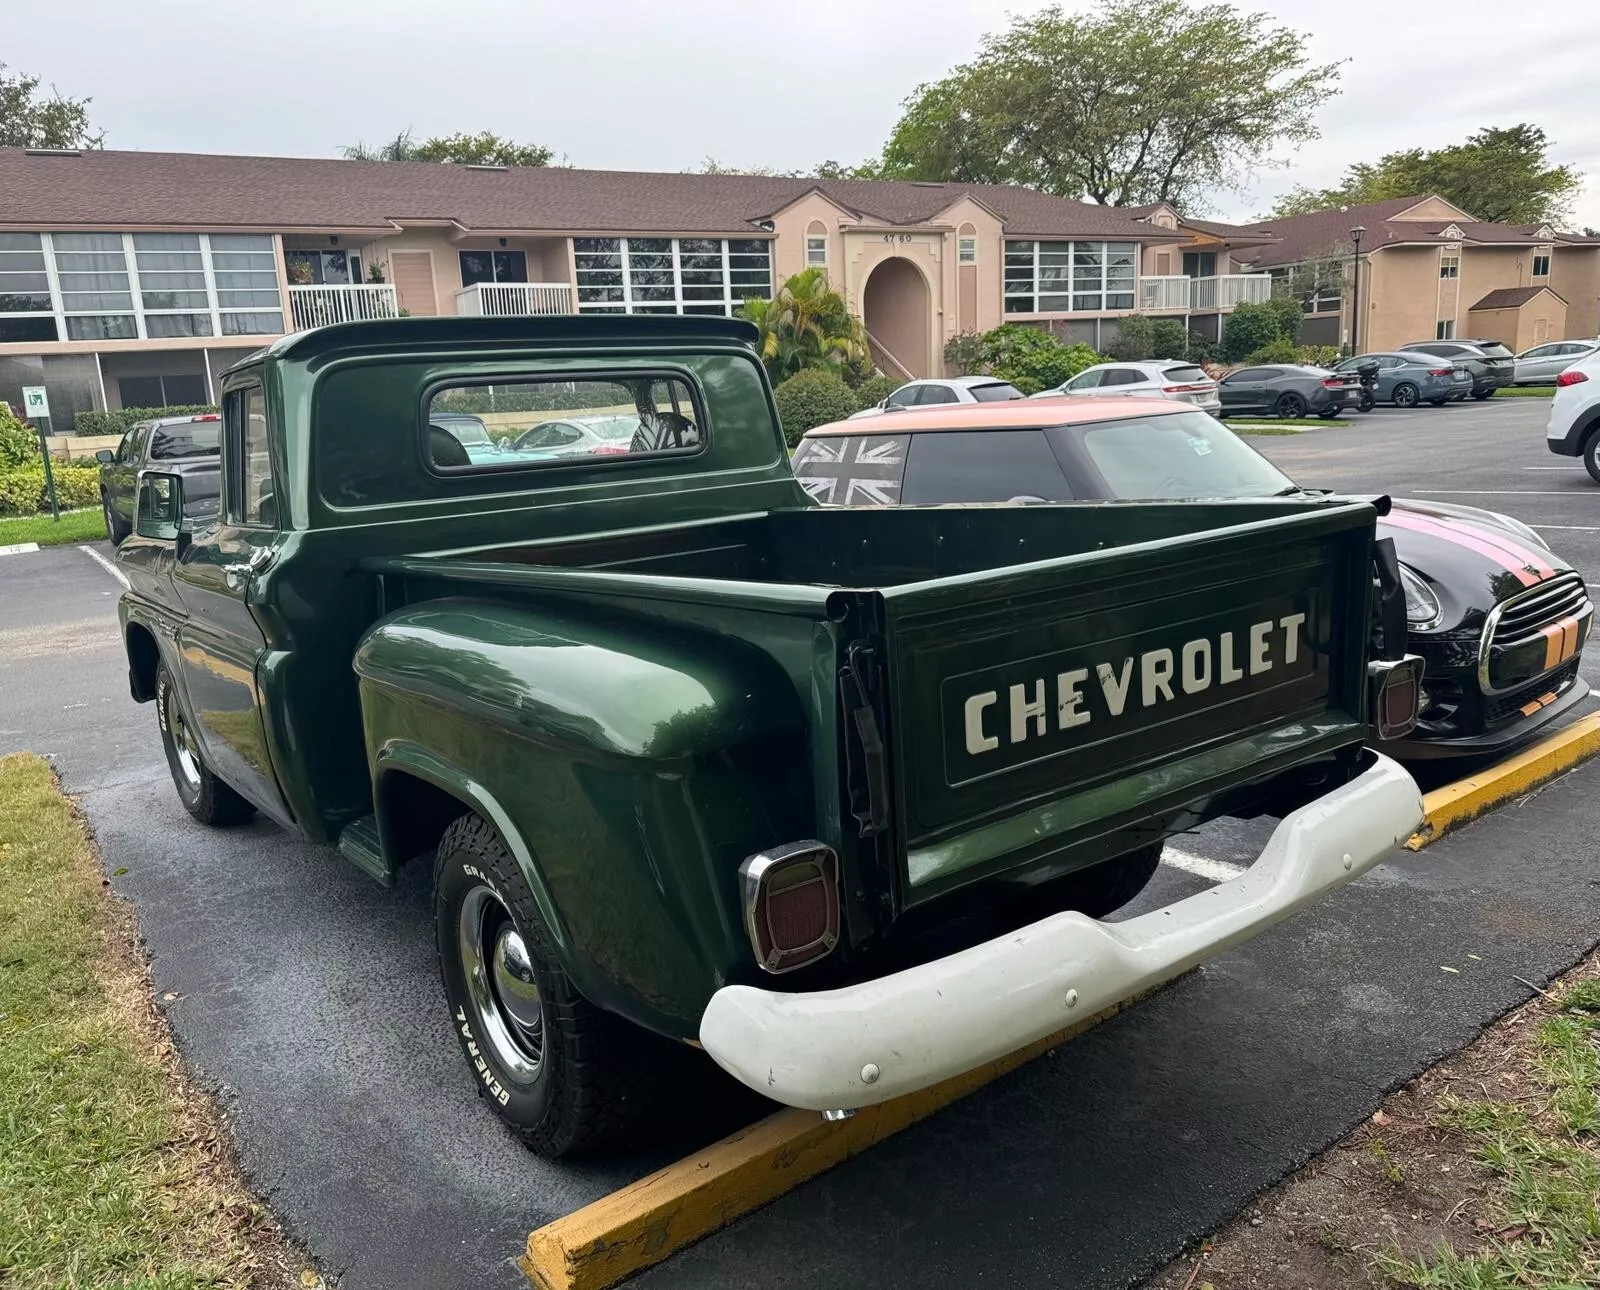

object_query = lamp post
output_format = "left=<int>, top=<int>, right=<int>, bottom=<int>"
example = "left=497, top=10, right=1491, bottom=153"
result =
left=1349, top=225, right=1366, bottom=354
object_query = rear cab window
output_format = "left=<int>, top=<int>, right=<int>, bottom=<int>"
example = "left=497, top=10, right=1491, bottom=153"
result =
left=902, top=430, right=1072, bottom=503
left=149, top=417, right=222, bottom=461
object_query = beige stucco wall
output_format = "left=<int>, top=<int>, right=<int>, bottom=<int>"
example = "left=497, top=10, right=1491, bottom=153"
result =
left=1390, top=196, right=1474, bottom=222
left=1359, top=248, right=1440, bottom=351
left=769, top=191, right=854, bottom=287
left=935, top=196, right=1004, bottom=342
left=846, top=234, right=944, bottom=378
left=1453, top=247, right=1536, bottom=341
left=350, top=231, right=570, bottom=316
left=1550, top=249, right=1600, bottom=339
left=1467, top=297, right=1567, bottom=351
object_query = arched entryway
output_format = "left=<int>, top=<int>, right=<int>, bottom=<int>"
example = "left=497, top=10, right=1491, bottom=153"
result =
left=862, top=257, right=932, bottom=379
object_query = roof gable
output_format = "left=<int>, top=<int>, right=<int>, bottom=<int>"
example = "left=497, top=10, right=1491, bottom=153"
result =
left=1468, top=285, right=1567, bottom=311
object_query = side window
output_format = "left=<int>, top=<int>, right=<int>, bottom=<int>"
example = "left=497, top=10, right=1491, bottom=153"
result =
left=1066, top=370, right=1103, bottom=391
left=1100, top=368, right=1142, bottom=386
left=118, top=424, right=144, bottom=464
left=790, top=433, right=906, bottom=505
left=224, top=386, right=275, bottom=526
left=1226, top=368, right=1265, bottom=383
left=1381, top=357, right=1405, bottom=369
left=885, top=384, right=920, bottom=409
left=902, top=431, right=1072, bottom=504
left=918, top=385, right=959, bottom=405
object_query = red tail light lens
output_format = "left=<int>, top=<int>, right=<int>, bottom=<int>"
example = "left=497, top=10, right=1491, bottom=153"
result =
left=1162, top=383, right=1215, bottom=393
left=193, top=413, right=221, bottom=421
left=740, top=842, right=840, bottom=973
left=1428, top=368, right=1452, bottom=377
left=588, top=445, right=630, bottom=455
left=1321, top=378, right=1344, bottom=388
left=1557, top=370, right=1589, bottom=387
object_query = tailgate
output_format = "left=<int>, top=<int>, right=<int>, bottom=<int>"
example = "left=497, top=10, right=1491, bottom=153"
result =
left=875, top=502, right=1376, bottom=902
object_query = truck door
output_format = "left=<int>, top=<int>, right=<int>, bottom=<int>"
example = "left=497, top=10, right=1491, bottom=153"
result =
left=171, top=381, right=288, bottom=819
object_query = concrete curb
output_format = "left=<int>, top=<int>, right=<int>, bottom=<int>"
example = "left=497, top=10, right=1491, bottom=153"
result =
left=1404, top=712, right=1600, bottom=851
left=520, top=997, right=1140, bottom=1290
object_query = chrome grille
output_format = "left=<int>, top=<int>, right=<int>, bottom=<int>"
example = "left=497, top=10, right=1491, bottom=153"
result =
left=1478, top=572, right=1591, bottom=694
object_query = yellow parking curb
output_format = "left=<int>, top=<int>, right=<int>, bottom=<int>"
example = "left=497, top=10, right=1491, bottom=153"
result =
left=1404, top=712, right=1600, bottom=850
left=520, top=996, right=1138, bottom=1290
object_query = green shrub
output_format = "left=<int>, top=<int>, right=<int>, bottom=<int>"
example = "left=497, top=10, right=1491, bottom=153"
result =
left=1297, top=344, right=1342, bottom=368
left=0, top=403, right=38, bottom=467
left=1185, top=333, right=1220, bottom=366
left=853, top=375, right=900, bottom=409
left=72, top=405, right=217, bottom=437
left=1104, top=316, right=1190, bottom=362
left=772, top=369, right=859, bottom=446
left=943, top=330, right=985, bottom=376
left=0, top=465, right=100, bottom=517
left=1263, top=294, right=1304, bottom=345
left=1244, top=337, right=1301, bottom=364
left=994, top=342, right=1102, bottom=394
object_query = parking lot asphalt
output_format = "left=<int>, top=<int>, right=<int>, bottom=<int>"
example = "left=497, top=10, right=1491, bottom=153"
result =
left=1, top=395, right=1596, bottom=1290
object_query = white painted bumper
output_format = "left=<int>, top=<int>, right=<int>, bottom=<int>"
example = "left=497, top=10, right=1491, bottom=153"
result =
left=699, top=753, right=1422, bottom=1112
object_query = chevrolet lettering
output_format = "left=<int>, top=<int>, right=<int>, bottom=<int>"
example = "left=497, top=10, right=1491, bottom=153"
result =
left=114, top=317, right=1422, bottom=1157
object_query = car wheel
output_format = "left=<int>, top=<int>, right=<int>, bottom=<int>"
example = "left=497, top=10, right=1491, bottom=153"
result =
left=1275, top=392, right=1308, bottom=418
left=155, top=666, right=255, bottom=826
left=1053, top=842, right=1164, bottom=919
left=434, top=813, right=668, bottom=1158
left=1583, top=430, right=1600, bottom=485
left=102, top=492, right=127, bottom=546
left=1427, top=398, right=1448, bottom=407
left=1317, top=407, right=1342, bottom=419
left=1392, top=382, right=1420, bottom=408
left=1471, top=388, right=1494, bottom=400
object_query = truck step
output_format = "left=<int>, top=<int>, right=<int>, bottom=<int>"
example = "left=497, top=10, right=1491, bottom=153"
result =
left=337, top=815, right=391, bottom=887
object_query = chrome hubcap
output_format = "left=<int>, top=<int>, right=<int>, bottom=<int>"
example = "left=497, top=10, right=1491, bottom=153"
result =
left=459, top=886, right=544, bottom=1081
left=165, top=686, right=201, bottom=791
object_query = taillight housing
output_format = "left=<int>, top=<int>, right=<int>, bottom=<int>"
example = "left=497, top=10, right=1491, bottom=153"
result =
left=1320, top=378, right=1344, bottom=388
left=739, top=841, right=840, bottom=973
left=1162, top=382, right=1214, bottom=394
left=1428, top=368, right=1452, bottom=377
left=1368, top=656, right=1424, bottom=741
left=1557, top=370, right=1589, bottom=387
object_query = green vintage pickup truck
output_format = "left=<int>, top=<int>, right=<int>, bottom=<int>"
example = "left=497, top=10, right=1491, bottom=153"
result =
left=117, top=316, right=1423, bottom=1156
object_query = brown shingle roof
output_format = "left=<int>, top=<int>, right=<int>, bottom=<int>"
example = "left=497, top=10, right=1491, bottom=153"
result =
left=0, top=147, right=1170, bottom=240
left=1470, top=285, right=1566, bottom=310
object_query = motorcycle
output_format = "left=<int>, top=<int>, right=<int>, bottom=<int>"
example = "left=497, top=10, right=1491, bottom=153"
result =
left=1354, top=359, right=1380, bottom=414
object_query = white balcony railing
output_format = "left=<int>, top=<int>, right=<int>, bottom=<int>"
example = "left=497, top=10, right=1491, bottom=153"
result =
left=287, top=283, right=399, bottom=330
left=1138, top=276, right=1191, bottom=311
left=1188, top=274, right=1272, bottom=312
left=454, top=282, right=573, bottom=316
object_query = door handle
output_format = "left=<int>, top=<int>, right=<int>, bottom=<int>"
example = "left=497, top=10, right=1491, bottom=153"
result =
left=222, top=546, right=274, bottom=590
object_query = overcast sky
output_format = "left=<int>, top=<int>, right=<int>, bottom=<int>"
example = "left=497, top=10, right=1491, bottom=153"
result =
left=8, top=0, right=1600, bottom=228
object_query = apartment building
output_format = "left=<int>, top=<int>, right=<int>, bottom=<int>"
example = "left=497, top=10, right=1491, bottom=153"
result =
left=0, top=147, right=1275, bottom=427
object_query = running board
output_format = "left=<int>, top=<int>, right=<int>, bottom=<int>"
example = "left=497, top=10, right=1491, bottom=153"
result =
left=337, top=815, right=391, bottom=887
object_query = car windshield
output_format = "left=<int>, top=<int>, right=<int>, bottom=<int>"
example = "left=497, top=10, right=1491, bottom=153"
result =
left=148, top=419, right=221, bottom=460
left=969, top=382, right=1024, bottom=402
left=1071, top=410, right=1297, bottom=500
left=432, top=415, right=492, bottom=447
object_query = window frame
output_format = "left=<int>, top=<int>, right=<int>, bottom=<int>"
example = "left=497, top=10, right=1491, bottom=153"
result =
left=1439, top=255, right=1460, bottom=279
left=457, top=249, right=530, bottom=288
left=222, top=383, right=278, bottom=529
left=957, top=236, right=977, bottom=265
left=1435, top=320, right=1455, bottom=340
left=572, top=237, right=772, bottom=317
left=805, top=236, right=828, bottom=268
left=1532, top=252, right=1551, bottom=278
left=417, top=368, right=712, bottom=480
left=1004, top=239, right=1137, bottom=314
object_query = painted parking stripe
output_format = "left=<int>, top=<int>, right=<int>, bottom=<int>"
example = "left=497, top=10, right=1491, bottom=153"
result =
left=1536, top=525, right=1600, bottom=532
left=0, top=542, right=40, bottom=557
left=81, top=544, right=128, bottom=589
left=1160, top=848, right=1245, bottom=883
left=1408, top=490, right=1586, bottom=495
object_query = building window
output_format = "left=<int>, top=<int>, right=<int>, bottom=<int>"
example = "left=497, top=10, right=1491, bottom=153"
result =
left=119, top=373, right=208, bottom=408
left=1533, top=253, right=1551, bottom=278
left=1004, top=240, right=1136, bottom=313
left=458, top=249, right=529, bottom=287
left=133, top=233, right=213, bottom=338
left=52, top=232, right=137, bottom=340
left=1436, top=319, right=1455, bottom=340
left=1439, top=255, right=1459, bottom=279
left=958, top=236, right=977, bottom=265
left=209, top=234, right=283, bottom=334
left=0, top=232, right=58, bottom=343
left=285, top=248, right=363, bottom=286
left=806, top=236, right=827, bottom=267
left=572, top=237, right=772, bottom=316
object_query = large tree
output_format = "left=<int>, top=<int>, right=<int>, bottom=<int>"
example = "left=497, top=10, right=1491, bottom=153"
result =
left=873, top=0, right=1341, bottom=209
left=1269, top=125, right=1582, bottom=225
left=0, top=63, right=102, bottom=149
left=340, top=129, right=552, bottom=167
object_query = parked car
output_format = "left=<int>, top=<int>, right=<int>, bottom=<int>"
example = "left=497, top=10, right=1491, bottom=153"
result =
left=1397, top=340, right=1515, bottom=400
left=1029, top=360, right=1220, bottom=413
left=427, top=411, right=535, bottom=466
left=1512, top=340, right=1599, bottom=386
left=795, top=399, right=1591, bottom=760
left=1331, top=352, right=1471, bottom=408
left=95, top=412, right=222, bottom=546
left=509, top=413, right=641, bottom=458
left=1216, top=364, right=1358, bottom=418
left=1544, top=348, right=1600, bottom=478
left=846, top=375, right=1025, bottom=418
left=115, top=316, right=1423, bottom=1153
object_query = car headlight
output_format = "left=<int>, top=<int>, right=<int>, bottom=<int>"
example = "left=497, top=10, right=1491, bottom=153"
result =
left=1484, top=510, right=1551, bottom=552
left=1399, top=564, right=1444, bottom=631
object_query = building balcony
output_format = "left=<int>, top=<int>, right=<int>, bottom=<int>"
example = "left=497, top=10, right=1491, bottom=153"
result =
left=453, top=282, right=573, bottom=316
left=1137, top=274, right=1273, bottom=313
left=287, top=283, right=400, bottom=330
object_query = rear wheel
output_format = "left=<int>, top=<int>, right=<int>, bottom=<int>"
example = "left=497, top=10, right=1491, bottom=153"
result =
left=1275, top=392, right=1307, bottom=419
left=1056, top=842, right=1164, bottom=919
left=434, top=814, right=665, bottom=1157
left=102, top=492, right=128, bottom=546
left=156, top=666, right=254, bottom=826
left=1392, top=382, right=1420, bottom=409
left=1582, top=430, right=1600, bottom=484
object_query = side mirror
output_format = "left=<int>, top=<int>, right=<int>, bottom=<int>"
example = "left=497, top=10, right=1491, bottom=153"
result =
left=94, top=449, right=114, bottom=464
left=1008, top=495, right=1048, bottom=505
left=877, top=398, right=889, bottom=409
left=135, top=471, right=187, bottom=545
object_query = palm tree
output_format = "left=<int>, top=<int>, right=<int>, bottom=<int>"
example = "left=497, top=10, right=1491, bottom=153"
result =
left=340, top=129, right=417, bottom=162
left=740, top=269, right=869, bottom=383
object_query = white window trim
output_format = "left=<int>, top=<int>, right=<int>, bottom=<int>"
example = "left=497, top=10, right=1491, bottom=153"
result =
left=805, top=236, right=828, bottom=267
left=572, top=237, right=773, bottom=316
left=1532, top=249, right=1552, bottom=279
left=1004, top=240, right=1137, bottom=315
left=0, top=232, right=63, bottom=342
left=957, top=236, right=977, bottom=265
left=1439, top=254, right=1460, bottom=279
left=1436, top=319, right=1455, bottom=340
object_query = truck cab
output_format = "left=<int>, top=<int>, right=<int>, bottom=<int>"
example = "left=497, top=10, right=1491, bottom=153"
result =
left=118, top=316, right=1422, bottom=1156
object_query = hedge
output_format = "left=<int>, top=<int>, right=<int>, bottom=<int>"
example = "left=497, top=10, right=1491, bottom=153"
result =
left=73, top=405, right=217, bottom=437
left=773, top=369, right=859, bottom=446
left=0, top=465, right=100, bottom=517
left=852, top=374, right=900, bottom=409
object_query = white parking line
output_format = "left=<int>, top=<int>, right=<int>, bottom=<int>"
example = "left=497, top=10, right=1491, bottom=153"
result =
left=1536, top=525, right=1600, bottom=532
left=81, top=543, right=128, bottom=589
left=0, top=542, right=40, bottom=557
left=1523, top=466, right=1587, bottom=470
left=1409, top=490, right=1581, bottom=496
left=1161, top=848, right=1246, bottom=883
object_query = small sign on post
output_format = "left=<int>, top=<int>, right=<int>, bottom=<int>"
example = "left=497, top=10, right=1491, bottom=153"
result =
left=21, top=385, right=59, bottom=522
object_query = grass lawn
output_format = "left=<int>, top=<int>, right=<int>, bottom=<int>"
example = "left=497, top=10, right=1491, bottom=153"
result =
left=1224, top=421, right=1308, bottom=435
left=0, top=753, right=297, bottom=1288
left=0, top=507, right=107, bottom=548
left=1497, top=386, right=1555, bottom=398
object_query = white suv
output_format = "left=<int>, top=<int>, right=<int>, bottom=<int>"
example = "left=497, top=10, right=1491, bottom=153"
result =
left=847, top=375, right=1025, bottom=419
left=1544, top=349, right=1600, bottom=479
left=1030, top=361, right=1221, bottom=413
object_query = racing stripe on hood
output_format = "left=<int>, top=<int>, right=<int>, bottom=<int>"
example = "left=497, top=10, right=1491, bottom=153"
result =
left=1382, top=510, right=1544, bottom=585
left=1444, top=516, right=1558, bottom=580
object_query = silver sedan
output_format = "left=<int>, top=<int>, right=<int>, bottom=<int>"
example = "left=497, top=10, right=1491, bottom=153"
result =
left=1513, top=340, right=1599, bottom=385
left=1031, top=360, right=1221, bottom=412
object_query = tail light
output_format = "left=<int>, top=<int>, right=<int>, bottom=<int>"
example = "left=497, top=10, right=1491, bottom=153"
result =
left=1428, top=368, right=1452, bottom=377
left=1368, top=656, right=1424, bottom=741
left=1162, top=382, right=1215, bottom=393
left=1320, top=378, right=1345, bottom=388
left=1557, top=370, right=1589, bottom=387
left=589, top=445, right=630, bottom=455
left=740, top=841, right=840, bottom=973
